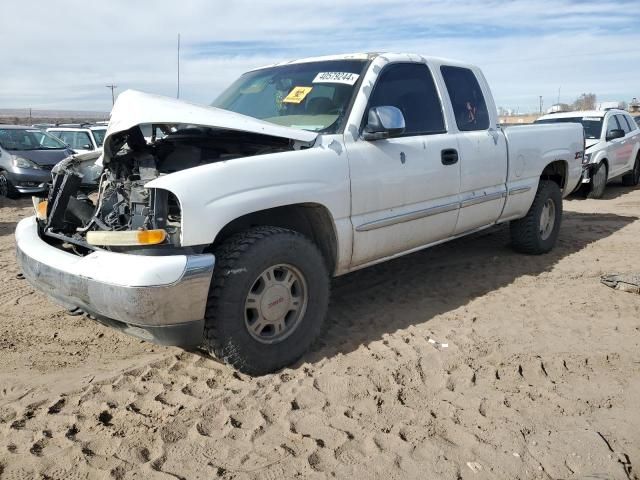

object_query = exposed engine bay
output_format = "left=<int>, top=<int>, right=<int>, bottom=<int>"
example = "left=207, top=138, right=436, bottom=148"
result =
left=41, top=124, right=294, bottom=254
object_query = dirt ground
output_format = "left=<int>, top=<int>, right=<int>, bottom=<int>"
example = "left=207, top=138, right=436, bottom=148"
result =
left=0, top=185, right=639, bottom=480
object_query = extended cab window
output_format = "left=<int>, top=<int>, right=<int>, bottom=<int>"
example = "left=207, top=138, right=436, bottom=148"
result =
left=441, top=66, right=489, bottom=131
left=367, top=63, right=445, bottom=136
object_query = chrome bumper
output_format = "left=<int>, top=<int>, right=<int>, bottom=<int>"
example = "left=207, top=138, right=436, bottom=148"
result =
left=15, top=217, right=214, bottom=346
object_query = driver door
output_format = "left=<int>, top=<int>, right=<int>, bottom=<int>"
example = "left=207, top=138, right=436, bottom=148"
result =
left=345, top=62, right=461, bottom=267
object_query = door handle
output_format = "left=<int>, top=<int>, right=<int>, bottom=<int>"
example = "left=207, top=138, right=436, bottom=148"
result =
left=441, top=149, right=458, bottom=165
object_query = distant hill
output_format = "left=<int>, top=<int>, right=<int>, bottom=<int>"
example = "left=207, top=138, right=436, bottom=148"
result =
left=0, top=108, right=108, bottom=119
left=0, top=108, right=109, bottom=126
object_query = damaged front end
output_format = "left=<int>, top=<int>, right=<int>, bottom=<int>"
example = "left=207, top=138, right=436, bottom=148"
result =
left=40, top=122, right=296, bottom=255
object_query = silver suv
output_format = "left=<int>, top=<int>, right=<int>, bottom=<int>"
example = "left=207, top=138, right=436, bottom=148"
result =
left=47, top=124, right=107, bottom=154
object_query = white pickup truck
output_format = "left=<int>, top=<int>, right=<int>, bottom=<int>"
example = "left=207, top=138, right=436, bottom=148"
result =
left=16, top=53, right=584, bottom=374
left=536, top=109, right=640, bottom=198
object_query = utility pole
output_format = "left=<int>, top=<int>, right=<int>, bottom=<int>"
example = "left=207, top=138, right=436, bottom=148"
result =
left=177, top=33, right=181, bottom=99
left=29, top=108, right=32, bottom=124
left=539, top=96, right=543, bottom=114
left=106, top=84, right=118, bottom=106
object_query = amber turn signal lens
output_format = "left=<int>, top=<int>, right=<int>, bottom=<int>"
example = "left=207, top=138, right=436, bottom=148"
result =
left=86, top=229, right=167, bottom=246
left=33, top=198, right=48, bottom=220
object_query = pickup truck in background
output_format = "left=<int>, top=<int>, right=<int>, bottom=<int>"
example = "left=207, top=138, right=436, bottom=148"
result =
left=16, top=53, right=584, bottom=374
left=536, top=109, right=640, bottom=198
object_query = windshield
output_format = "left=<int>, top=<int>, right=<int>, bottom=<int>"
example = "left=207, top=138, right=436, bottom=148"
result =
left=0, top=128, right=68, bottom=150
left=535, top=116, right=603, bottom=139
left=91, top=128, right=106, bottom=146
left=212, top=60, right=368, bottom=134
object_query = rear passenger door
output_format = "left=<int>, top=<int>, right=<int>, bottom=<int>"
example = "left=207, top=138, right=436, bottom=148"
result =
left=615, top=114, right=635, bottom=172
left=440, top=65, right=507, bottom=235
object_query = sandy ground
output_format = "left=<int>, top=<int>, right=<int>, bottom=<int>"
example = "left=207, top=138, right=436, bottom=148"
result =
left=0, top=186, right=639, bottom=480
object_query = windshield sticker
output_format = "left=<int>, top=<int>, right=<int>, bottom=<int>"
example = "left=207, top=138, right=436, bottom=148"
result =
left=583, top=117, right=601, bottom=121
left=283, top=86, right=313, bottom=104
left=312, top=72, right=360, bottom=85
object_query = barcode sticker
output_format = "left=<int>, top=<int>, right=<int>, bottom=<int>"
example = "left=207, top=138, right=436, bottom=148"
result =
left=312, top=72, right=360, bottom=85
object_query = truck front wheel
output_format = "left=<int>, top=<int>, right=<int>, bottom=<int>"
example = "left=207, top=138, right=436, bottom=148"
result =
left=204, top=226, right=329, bottom=375
left=510, top=179, right=562, bottom=255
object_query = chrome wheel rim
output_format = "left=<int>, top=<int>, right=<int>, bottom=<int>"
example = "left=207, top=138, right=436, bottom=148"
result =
left=0, top=174, right=8, bottom=197
left=593, top=164, right=606, bottom=193
left=244, top=264, right=308, bottom=344
left=539, top=198, right=556, bottom=241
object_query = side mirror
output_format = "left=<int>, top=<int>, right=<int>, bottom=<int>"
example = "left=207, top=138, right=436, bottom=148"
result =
left=362, top=106, right=405, bottom=140
left=606, top=129, right=625, bottom=141
left=82, top=143, right=94, bottom=151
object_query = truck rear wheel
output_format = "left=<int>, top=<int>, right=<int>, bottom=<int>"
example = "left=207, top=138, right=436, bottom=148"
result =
left=510, top=179, right=562, bottom=255
left=587, top=161, right=607, bottom=199
left=621, top=155, right=640, bottom=186
left=204, top=226, right=329, bottom=375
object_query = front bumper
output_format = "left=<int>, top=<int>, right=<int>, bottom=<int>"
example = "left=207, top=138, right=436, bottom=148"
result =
left=15, top=217, right=215, bottom=346
left=5, top=168, right=52, bottom=193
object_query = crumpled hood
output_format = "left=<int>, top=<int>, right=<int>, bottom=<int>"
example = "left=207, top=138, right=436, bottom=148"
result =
left=102, top=90, right=318, bottom=163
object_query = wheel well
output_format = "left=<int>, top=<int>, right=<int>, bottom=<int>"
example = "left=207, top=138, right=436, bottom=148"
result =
left=212, top=204, right=338, bottom=273
left=541, top=160, right=568, bottom=190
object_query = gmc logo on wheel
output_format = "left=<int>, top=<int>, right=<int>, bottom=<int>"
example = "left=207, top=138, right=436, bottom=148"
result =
left=268, top=297, right=285, bottom=308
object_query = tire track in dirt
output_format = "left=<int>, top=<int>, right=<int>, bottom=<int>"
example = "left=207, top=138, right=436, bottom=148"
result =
left=1, top=189, right=639, bottom=479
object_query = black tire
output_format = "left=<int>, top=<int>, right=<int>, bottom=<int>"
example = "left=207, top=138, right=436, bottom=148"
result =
left=204, top=226, right=329, bottom=375
left=0, top=171, right=18, bottom=199
left=621, top=155, right=640, bottom=186
left=587, top=161, right=607, bottom=199
left=510, top=179, right=562, bottom=255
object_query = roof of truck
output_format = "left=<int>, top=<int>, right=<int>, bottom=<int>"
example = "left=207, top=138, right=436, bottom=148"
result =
left=251, top=52, right=473, bottom=72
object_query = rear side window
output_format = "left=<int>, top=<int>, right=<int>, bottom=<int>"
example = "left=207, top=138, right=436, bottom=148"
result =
left=367, top=63, right=446, bottom=136
left=441, top=66, right=490, bottom=131
left=622, top=114, right=636, bottom=132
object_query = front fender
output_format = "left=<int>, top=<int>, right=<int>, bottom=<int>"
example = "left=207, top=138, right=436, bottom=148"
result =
left=145, top=143, right=351, bottom=247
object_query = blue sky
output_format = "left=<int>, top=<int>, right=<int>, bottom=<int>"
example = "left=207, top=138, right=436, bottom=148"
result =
left=1, top=0, right=639, bottom=113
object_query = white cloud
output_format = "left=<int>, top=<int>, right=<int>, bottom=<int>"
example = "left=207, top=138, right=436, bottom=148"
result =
left=0, top=0, right=638, bottom=111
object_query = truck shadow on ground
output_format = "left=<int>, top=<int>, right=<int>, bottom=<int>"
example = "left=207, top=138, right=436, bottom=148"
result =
left=599, top=183, right=640, bottom=201
left=305, top=210, right=637, bottom=363
left=568, top=182, right=640, bottom=201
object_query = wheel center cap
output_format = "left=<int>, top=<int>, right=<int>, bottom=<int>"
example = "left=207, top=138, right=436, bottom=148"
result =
left=261, top=285, right=290, bottom=321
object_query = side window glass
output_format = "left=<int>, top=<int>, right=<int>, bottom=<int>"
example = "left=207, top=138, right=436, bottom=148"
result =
left=606, top=116, right=621, bottom=136
left=440, top=66, right=490, bottom=131
left=57, top=132, right=73, bottom=146
left=77, top=132, right=92, bottom=148
left=616, top=115, right=630, bottom=134
left=368, top=63, right=446, bottom=136
left=620, top=115, right=633, bottom=133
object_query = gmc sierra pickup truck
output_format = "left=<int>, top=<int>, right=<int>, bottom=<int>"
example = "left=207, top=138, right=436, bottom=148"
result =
left=16, top=53, right=584, bottom=374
